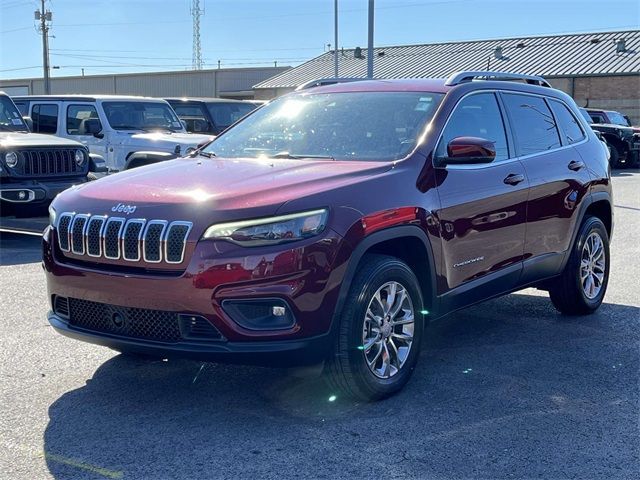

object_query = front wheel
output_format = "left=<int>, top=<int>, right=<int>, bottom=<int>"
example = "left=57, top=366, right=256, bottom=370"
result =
left=324, top=255, right=424, bottom=401
left=549, top=216, right=610, bottom=315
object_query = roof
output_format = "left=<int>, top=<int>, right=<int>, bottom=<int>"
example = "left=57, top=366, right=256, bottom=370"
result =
left=164, top=97, right=250, bottom=104
left=12, top=94, right=168, bottom=102
left=255, top=30, right=640, bottom=90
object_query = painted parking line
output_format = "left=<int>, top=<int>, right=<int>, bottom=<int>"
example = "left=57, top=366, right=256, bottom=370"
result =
left=44, top=452, right=124, bottom=479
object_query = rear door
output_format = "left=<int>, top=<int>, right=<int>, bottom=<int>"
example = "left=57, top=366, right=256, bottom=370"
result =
left=434, top=91, right=529, bottom=309
left=501, top=92, right=592, bottom=283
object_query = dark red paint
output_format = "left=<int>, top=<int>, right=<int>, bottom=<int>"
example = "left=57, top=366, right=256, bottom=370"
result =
left=43, top=78, right=613, bottom=363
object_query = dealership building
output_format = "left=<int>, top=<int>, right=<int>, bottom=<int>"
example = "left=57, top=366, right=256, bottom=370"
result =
left=254, top=30, right=640, bottom=124
left=0, top=66, right=290, bottom=100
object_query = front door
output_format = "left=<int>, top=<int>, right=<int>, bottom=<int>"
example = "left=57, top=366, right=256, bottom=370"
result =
left=433, top=91, right=529, bottom=310
left=64, top=103, right=109, bottom=163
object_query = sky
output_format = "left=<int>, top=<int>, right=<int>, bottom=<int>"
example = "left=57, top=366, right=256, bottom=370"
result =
left=0, top=0, right=638, bottom=80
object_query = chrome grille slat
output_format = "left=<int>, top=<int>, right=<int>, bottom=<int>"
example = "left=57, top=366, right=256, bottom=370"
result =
left=122, top=219, right=146, bottom=261
left=55, top=212, right=191, bottom=266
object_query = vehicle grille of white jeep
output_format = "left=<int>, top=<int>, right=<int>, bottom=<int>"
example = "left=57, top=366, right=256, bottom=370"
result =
left=56, top=212, right=192, bottom=264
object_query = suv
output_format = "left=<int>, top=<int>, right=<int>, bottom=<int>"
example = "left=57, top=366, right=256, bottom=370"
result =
left=0, top=92, right=94, bottom=216
left=581, top=107, right=640, bottom=168
left=13, top=95, right=214, bottom=171
left=165, top=97, right=258, bottom=135
left=43, top=72, right=613, bottom=401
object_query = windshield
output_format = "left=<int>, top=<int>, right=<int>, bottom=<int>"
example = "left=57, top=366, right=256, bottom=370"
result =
left=206, top=102, right=256, bottom=130
left=606, top=111, right=630, bottom=127
left=103, top=101, right=184, bottom=132
left=0, top=95, right=28, bottom=132
left=203, top=91, right=443, bottom=161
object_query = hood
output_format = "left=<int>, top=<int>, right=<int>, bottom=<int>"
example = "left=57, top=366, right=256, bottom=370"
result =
left=128, top=131, right=214, bottom=147
left=53, top=156, right=391, bottom=226
left=0, top=132, right=83, bottom=148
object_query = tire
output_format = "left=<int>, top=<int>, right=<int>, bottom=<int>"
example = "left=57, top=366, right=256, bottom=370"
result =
left=324, top=254, right=424, bottom=401
left=608, top=146, right=621, bottom=169
left=549, top=216, right=610, bottom=315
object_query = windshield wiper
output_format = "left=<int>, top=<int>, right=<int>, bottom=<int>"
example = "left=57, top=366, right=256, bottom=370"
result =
left=270, top=151, right=335, bottom=160
left=114, top=125, right=149, bottom=132
left=196, top=150, right=216, bottom=158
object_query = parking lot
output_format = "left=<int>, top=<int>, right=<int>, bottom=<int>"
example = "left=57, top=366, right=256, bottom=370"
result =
left=0, top=170, right=638, bottom=479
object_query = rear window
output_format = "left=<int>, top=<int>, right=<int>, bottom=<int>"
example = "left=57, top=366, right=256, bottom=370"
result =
left=32, top=104, right=59, bottom=134
left=502, top=93, right=561, bottom=156
left=549, top=100, right=585, bottom=145
left=206, top=102, right=256, bottom=129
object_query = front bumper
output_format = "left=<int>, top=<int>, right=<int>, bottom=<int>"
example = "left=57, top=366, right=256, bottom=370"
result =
left=0, top=177, right=86, bottom=205
left=48, top=312, right=331, bottom=366
left=43, top=226, right=351, bottom=364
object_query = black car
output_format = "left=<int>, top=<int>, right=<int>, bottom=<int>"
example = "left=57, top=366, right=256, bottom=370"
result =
left=0, top=92, right=94, bottom=216
left=579, top=107, right=639, bottom=168
left=165, top=98, right=258, bottom=135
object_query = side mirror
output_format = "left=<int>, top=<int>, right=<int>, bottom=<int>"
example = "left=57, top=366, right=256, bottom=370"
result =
left=180, top=119, right=188, bottom=131
left=84, top=119, right=104, bottom=138
left=22, top=116, right=33, bottom=131
left=435, top=136, right=496, bottom=167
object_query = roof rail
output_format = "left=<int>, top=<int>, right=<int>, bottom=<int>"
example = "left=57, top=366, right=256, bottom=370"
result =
left=295, top=77, right=365, bottom=91
left=445, top=71, right=551, bottom=88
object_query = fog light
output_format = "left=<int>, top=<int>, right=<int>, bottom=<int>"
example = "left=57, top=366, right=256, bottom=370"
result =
left=222, top=299, right=295, bottom=331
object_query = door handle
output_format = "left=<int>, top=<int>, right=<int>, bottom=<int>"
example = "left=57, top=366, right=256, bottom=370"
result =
left=568, top=160, right=585, bottom=171
left=503, top=173, right=525, bottom=186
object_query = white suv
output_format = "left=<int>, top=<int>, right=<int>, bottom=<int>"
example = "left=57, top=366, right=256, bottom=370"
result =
left=13, top=95, right=214, bottom=172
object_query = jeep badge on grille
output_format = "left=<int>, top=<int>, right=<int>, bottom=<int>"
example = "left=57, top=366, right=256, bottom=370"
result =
left=111, top=203, right=137, bottom=215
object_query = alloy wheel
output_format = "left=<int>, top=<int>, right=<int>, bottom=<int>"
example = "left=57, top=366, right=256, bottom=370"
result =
left=580, top=231, right=606, bottom=299
left=361, top=281, right=415, bottom=379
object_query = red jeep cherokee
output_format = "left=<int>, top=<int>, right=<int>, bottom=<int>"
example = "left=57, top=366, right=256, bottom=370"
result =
left=44, top=72, right=613, bottom=401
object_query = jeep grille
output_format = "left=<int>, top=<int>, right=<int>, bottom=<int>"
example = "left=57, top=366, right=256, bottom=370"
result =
left=56, top=212, right=192, bottom=265
left=14, top=149, right=83, bottom=177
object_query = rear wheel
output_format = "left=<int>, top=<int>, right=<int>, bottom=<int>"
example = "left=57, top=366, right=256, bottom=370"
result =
left=549, top=216, right=609, bottom=315
left=608, top=146, right=621, bottom=168
left=324, top=255, right=424, bottom=401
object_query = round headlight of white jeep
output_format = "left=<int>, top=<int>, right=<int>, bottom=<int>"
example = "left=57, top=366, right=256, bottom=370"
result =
left=5, top=151, right=19, bottom=168
left=74, top=149, right=85, bottom=166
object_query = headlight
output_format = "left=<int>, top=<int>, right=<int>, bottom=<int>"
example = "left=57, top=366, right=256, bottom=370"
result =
left=74, top=149, right=85, bottom=166
left=5, top=151, right=19, bottom=168
left=48, top=204, right=57, bottom=227
left=202, top=209, right=328, bottom=246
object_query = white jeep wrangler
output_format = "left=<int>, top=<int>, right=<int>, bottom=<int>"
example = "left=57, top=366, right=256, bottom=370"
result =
left=13, top=95, right=214, bottom=172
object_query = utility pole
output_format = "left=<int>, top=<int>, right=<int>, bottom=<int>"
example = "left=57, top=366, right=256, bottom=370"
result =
left=35, top=0, right=52, bottom=94
left=367, top=0, right=374, bottom=78
left=191, top=0, right=204, bottom=69
left=334, top=0, right=339, bottom=77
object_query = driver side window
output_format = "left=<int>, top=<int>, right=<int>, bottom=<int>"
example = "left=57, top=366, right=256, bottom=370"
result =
left=436, top=92, right=509, bottom=162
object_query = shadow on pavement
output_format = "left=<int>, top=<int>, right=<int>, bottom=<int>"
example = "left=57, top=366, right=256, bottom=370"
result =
left=0, top=232, right=42, bottom=266
left=43, top=293, right=639, bottom=479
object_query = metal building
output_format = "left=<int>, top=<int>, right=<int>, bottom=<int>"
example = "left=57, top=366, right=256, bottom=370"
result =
left=253, top=30, right=640, bottom=123
left=0, top=66, right=290, bottom=99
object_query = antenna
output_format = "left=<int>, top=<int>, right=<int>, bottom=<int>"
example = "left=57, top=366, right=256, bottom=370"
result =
left=191, top=0, right=205, bottom=70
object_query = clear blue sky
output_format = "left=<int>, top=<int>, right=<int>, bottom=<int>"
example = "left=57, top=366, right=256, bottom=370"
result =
left=1, top=0, right=638, bottom=79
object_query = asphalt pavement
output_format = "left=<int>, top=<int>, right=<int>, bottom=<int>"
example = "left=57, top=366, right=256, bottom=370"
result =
left=0, top=171, right=638, bottom=479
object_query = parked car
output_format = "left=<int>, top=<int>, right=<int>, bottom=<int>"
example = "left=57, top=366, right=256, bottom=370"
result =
left=0, top=92, right=100, bottom=216
left=13, top=95, right=214, bottom=171
left=580, top=107, right=639, bottom=168
left=165, top=97, right=258, bottom=135
left=44, top=72, right=613, bottom=401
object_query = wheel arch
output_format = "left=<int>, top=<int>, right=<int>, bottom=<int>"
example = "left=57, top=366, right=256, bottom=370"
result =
left=331, top=226, right=438, bottom=335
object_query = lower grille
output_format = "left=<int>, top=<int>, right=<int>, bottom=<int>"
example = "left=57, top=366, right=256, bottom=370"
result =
left=60, top=297, right=223, bottom=343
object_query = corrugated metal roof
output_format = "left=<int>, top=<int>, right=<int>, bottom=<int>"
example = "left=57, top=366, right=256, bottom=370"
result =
left=254, top=30, right=640, bottom=89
